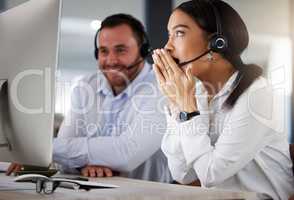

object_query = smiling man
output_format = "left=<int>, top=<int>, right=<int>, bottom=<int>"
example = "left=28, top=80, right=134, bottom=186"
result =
left=52, top=14, right=171, bottom=182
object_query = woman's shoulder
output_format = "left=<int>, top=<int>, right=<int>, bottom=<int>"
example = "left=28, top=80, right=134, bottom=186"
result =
left=235, top=76, right=274, bottom=106
left=231, top=76, right=285, bottom=133
left=247, top=76, right=269, bottom=91
left=244, top=76, right=280, bottom=108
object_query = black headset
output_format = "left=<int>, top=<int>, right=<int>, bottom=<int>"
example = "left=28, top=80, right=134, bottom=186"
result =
left=93, top=22, right=152, bottom=60
left=207, top=0, right=228, bottom=53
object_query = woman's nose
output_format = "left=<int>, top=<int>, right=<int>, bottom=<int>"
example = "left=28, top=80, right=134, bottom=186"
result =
left=164, top=38, right=174, bottom=52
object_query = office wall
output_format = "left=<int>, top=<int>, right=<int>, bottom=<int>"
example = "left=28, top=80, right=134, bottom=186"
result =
left=145, top=0, right=172, bottom=50
left=173, top=0, right=290, bottom=35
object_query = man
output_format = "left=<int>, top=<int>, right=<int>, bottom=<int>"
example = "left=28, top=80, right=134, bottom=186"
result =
left=52, top=14, right=171, bottom=182
left=5, top=14, right=170, bottom=182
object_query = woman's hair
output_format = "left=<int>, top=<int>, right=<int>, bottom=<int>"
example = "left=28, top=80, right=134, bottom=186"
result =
left=176, top=0, right=263, bottom=107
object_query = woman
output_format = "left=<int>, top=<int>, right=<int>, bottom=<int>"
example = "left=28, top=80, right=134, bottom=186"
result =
left=152, top=0, right=294, bottom=199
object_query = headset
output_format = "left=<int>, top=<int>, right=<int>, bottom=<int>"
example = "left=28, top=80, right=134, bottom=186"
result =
left=208, top=0, right=228, bottom=53
left=179, top=0, right=228, bottom=67
left=93, top=22, right=152, bottom=60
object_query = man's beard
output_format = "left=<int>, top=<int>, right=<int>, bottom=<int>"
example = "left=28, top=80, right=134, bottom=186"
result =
left=100, top=64, right=141, bottom=89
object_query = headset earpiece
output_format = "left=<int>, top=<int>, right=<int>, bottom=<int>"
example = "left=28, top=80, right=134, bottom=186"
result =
left=94, top=48, right=98, bottom=60
left=208, top=0, right=228, bottom=53
left=210, top=33, right=228, bottom=53
left=94, top=30, right=99, bottom=60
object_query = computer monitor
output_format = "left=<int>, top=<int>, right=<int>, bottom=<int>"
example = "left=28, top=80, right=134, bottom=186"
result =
left=0, top=0, right=61, bottom=167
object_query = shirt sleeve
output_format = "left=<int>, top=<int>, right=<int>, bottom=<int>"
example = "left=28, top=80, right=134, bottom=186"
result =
left=53, top=81, right=90, bottom=169
left=53, top=83, right=167, bottom=172
left=161, top=108, right=198, bottom=184
left=177, top=91, right=276, bottom=188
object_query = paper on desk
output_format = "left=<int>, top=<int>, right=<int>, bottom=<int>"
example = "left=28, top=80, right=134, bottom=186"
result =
left=53, top=178, right=120, bottom=188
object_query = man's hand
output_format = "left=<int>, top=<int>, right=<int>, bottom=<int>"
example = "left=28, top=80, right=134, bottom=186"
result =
left=81, top=165, right=113, bottom=177
left=6, top=163, right=22, bottom=176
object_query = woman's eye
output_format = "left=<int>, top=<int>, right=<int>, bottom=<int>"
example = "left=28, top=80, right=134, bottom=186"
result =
left=175, top=31, right=184, bottom=37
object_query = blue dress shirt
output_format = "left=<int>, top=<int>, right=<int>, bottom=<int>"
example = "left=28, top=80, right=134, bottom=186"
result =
left=53, top=62, right=172, bottom=182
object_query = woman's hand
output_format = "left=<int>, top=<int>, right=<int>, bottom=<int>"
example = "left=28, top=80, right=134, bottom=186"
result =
left=152, top=49, right=197, bottom=112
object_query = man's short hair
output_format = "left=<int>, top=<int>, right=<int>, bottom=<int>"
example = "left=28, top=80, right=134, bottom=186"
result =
left=99, top=13, right=146, bottom=46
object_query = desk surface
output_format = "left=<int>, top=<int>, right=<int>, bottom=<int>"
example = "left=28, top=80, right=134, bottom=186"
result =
left=0, top=174, right=258, bottom=200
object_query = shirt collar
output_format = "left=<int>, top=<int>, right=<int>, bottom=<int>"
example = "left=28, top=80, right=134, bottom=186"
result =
left=213, top=71, right=239, bottom=100
left=96, top=71, right=112, bottom=96
left=96, top=62, right=151, bottom=98
left=196, top=71, right=239, bottom=97
left=195, top=71, right=239, bottom=112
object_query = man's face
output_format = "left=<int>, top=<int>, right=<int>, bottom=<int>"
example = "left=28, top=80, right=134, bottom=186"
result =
left=97, top=24, right=143, bottom=89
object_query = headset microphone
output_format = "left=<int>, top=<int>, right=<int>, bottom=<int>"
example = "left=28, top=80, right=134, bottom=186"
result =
left=126, top=58, right=144, bottom=70
left=125, top=48, right=153, bottom=70
left=178, top=50, right=211, bottom=67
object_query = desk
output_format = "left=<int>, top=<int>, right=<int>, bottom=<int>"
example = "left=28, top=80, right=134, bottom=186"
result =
left=0, top=174, right=258, bottom=200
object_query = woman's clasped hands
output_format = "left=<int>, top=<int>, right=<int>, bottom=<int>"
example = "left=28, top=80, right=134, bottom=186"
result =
left=152, top=49, right=197, bottom=112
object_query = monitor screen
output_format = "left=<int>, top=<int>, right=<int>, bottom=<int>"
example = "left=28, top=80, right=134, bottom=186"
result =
left=0, top=0, right=61, bottom=167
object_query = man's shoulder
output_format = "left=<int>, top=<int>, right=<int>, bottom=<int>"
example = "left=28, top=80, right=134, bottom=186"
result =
left=141, top=62, right=157, bottom=84
left=70, top=72, right=99, bottom=97
left=77, top=72, right=98, bottom=85
left=133, top=63, right=159, bottom=91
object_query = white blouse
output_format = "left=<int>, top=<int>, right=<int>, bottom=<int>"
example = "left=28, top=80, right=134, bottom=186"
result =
left=161, top=72, right=294, bottom=200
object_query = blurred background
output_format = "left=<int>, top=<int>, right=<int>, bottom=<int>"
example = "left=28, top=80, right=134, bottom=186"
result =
left=1, top=0, right=293, bottom=141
